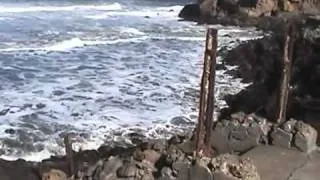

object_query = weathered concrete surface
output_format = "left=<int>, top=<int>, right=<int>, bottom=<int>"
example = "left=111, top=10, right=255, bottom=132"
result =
left=289, top=150, right=320, bottom=180
left=243, top=146, right=320, bottom=180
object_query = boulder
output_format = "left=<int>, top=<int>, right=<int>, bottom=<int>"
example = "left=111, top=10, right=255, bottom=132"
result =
left=211, top=113, right=269, bottom=154
left=210, top=154, right=261, bottom=180
left=93, top=157, right=123, bottom=180
left=271, top=127, right=293, bottom=148
left=178, top=4, right=201, bottom=21
left=294, top=121, right=318, bottom=153
left=42, top=169, right=67, bottom=180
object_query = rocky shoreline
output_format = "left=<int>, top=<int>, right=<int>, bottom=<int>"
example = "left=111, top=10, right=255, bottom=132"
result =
left=2, top=2, right=320, bottom=180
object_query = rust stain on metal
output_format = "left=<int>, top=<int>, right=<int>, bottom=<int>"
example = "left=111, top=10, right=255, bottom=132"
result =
left=277, top=24, right=295, bottom=124
left=64, top=134, right=75, bottom=177
left=195, top=28, right=218, bottom=157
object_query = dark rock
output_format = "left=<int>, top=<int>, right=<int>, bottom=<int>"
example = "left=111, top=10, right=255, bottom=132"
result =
left=0, top=108, right=10, bottom=116
left=36, top=103, right=46, bottom=109
left=178, top=4, right=201, bottom=21
left=271, top=128, right=293, bottom=149
left=127, top=132, right=146, bottom=145
left=71, top=112, right=80, bottom=117
left=4, top=129, right=15, bottom=135
left=170, top=116, right=193, bottom=126
left=0, top=159, right=39, bottom=180
left=52, top=90, right=65, bottom=96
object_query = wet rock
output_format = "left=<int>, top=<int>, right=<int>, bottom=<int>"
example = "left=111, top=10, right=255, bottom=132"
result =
left=178, top=4, right=201, bottom=21
left=42, top=169, right=67, bottom=180
left=71, top=113, right=80, bottom=117
left=52, top=90, right=65, bottom=96
left=170, top=116, right=194, bottom=126
left=127, top=132, right=146, bottom=145
left=271, top=128, right=293, bottom=149
left=4, top=128, right=15, bottom=135
left=36, top=103, right=46, bottom=109
left=0, top=108, right=10, bottom=116
left=294, top=121, right=318, bottom=153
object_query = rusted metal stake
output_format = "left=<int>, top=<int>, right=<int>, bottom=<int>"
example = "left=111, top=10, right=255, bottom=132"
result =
left=276, top=26, right=294, bottom=124
left=195, top=28, right=218, bottom=157
left=64, top=134, right=74, bottom=177
left=204, top=29, right=218, bottom=148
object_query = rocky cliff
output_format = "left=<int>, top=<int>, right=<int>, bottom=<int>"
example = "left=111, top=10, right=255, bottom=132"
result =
left=179, top=0, right=320, bottom=30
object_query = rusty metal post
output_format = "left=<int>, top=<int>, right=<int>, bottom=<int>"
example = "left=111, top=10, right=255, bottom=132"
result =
left=195, top=28, right=218, bottom=157
left=276, top=25, right=294, bottom=124
left=64, top=134, right=74, bottom=177
left=204, top=29, right=218, bottom=148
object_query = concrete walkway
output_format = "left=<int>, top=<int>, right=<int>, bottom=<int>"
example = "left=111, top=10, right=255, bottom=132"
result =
left=243, top=146, right=320, bottom=180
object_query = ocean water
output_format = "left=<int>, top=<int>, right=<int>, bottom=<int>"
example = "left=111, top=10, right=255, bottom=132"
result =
left=0, top=0, right=262, bottom=161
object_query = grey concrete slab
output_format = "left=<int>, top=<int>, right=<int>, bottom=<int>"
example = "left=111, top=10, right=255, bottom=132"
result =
left=242, top=146, right=308, bottom=180
left=289, top=150, right=320, bottom=180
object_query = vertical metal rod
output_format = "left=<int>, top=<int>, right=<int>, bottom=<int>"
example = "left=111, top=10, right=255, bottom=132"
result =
left=204, top=29, right=217, bottom=148
left=64, top=134, right=74, bottom=177
left=195, top=28, right=218, bottom=157
left=195, top=29, right=210, bottom=156
left=277, top=25, right=293, bottom=124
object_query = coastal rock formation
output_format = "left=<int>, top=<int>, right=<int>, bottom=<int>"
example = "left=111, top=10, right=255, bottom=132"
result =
left=221, top=16, right=320, bottom=143
left=179, top=0, right=320, bottom=30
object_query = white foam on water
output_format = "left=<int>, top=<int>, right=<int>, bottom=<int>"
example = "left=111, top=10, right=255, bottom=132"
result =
left=0, top=0, right=264, bottom=162
left=0, top=36, right=150, bottom=52
left=103, top=5, right=184, bottom=20
left=0, top=3, right=122, bottom=13
left=120, top=27, right=145, bottom=35
left=84, top=14, right=110, bottom=20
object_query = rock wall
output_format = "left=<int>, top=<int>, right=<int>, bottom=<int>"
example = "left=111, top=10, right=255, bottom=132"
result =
left=179, top=0, right=320, bottom=28
left=221, top=16, right=320, bottom=142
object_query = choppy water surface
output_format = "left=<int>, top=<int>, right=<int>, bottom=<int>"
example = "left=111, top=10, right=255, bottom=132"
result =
left=0, top=0, right=262, bottom=160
